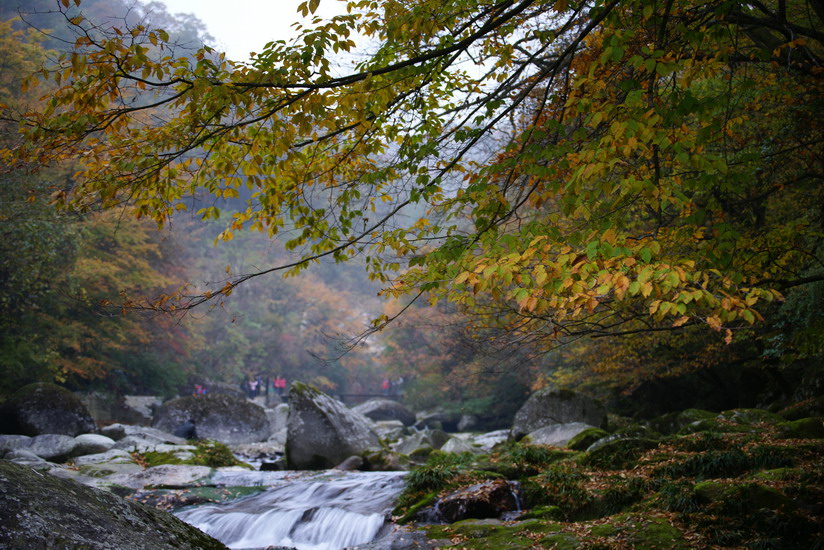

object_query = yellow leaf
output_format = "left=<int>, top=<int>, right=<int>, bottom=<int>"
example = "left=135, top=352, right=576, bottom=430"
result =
left=672, top=316, right=689, bottom=327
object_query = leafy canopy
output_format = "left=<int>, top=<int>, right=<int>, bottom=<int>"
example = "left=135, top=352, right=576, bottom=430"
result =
left=11, top=0, right=824, bottom=346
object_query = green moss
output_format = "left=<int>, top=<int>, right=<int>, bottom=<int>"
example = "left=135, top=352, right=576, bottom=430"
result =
left=717, top=408, right=784, bottom=425
left=566, top=428, right=609, bottom=451
left=538, top=532, right=581, bottom=549
left=443, top=519, right=566, bottom=549
left=627, top=516, right=688, bottom=549
left=393, top=491, right=438, bottom=523
left=580, top=438, right=659, bottom=470
left=753, top=467, right=798, bottom=481
left=520, top=505, right=565, bottom=521
left=138, top=440, right=251, bottom=469
left=777, top=417, right=824, bottom=439
left=778, top=397, right=824, bottom=421
left=676, top=418, right=754, bottom=435
left=694, top=481, right=793, bottom=511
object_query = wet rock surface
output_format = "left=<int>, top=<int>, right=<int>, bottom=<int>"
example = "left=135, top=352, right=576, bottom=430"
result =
left=0, top=460, right=227, bottom=550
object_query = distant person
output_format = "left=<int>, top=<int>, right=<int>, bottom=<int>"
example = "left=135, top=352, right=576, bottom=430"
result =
left=382, top=378, right=390, bottom=395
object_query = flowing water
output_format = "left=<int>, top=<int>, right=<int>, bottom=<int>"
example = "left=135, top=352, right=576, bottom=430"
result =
left=175, top=470, right=407, bottom=550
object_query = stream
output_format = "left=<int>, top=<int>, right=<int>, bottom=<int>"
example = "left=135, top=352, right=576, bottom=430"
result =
left=174, top=470, right=407, bottom=550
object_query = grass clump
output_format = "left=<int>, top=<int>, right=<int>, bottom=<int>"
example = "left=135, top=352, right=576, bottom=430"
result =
left=137, top=440, right=251, bottom=469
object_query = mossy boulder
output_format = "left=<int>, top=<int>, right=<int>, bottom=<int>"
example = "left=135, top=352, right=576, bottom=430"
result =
left=676, top=418, right=754, bottom=435
left=152, top=394, right=270, bottom=445
left=566, top=427, right=609, bottom=451
left=581, top=437, right=659, bottom=470
left=776, top=417, right=824, bottom=439
left=0, top=383, right=96, bottom=436
left=623, top=516, right=688, bottom=549
left=521, top=505, right=565, bottom=521
left=778, top=396, right=824, bottom=421
left=426, top=519, right=566, bottom=549
left=0, top=460, right=227, bottom=549
left=650, top=408, right=716, bottom=435
left=694, top=480, right=793, bottom=512
left=717, top=408, right=784, bottom=425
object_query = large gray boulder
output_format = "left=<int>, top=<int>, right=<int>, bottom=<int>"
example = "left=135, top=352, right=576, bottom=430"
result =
left=0, top=383, right=96, bottom=436
left=286, top=382, right=381, bottom=469
left=152, top=394, right=270, bottom=445
left=511, top=388, right=607, bottom=440
left=0, top=460, right=227, bottom=549
left=71, top=434, right=116, bottom=457
left=27, top=434, right=78, bottom=462
left=352, top=398, right=416, bottom=426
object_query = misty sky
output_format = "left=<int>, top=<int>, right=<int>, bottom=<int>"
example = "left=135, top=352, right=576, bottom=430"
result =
left=158, top=0, right=342, bottom=61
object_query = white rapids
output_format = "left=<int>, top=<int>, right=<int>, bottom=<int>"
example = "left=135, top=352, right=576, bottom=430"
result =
left=174, top=470, right=407, bottom=550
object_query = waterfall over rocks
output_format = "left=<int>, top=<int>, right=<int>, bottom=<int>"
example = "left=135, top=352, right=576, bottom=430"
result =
left=175, top=470, right=406, bottom=550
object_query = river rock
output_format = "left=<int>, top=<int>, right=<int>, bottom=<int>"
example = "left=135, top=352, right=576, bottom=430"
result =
left=458, top=415, right=479, bottom=432
left=511, top=388, right=607, bottom=440
left=286, top=382, right=381, bottom=470
left=27, top=434, right=78, bottom=462
left=0, top=460, right=227, bottom=549
left=374, top=420, right=407, bottom=440
left=441, top=436, right=483, bottom=454
left=71, top=433, right=116, bottom=457
left=525, top=422, right=595, bottom=447
left=415, top=410, right=461, bottom=431
left=353, top=398, right=416, bottom=426
left=0, top=383, right=96, bottom=436
left=0, top=434, right=32, bottom=457
left=473, top=430, right=510, bottom=451
left=266, top=403, right=290, bottom=435
left=437, top=479, right=520, bottom=522
left=393, top=429, right=451, bottom=456
left=102, top=423, right=187, bottom=444
left=152, top=394, right=270, bottom=445
left=73, top=448, right=134, bottom=466
left=106, top=464, right=213, bottom=490
left=5, top=449, right=56, bottom=471
left=114, top=433, right=172, bottom=453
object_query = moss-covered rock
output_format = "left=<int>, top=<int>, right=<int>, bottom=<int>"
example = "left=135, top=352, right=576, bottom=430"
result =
left=425, top=519, right=566, bottom=549
left=776, top=417, right=824, bottom=439
left=0, top=460, right=227, bottom=549
left=566, top=427, right=609, bottom=451
left=694, top=480, right=793, bottom=511
left=778, top=396, right=824, bottom=421
left=650, top=408, right=717, bottom=435
left=676, top=418, right=754, bottom=435
left=625, top=516, right=688, bottom=549
left=717, top=408, right=784, bottom=425
left=520, top=505, right=565, bottom=521
left=0, top=383, right=96, bottom=436
left=580, top=437, right=659, bottom=470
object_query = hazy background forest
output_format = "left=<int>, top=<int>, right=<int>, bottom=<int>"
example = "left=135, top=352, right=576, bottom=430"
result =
left=1, top=0, right=821, bottom=428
